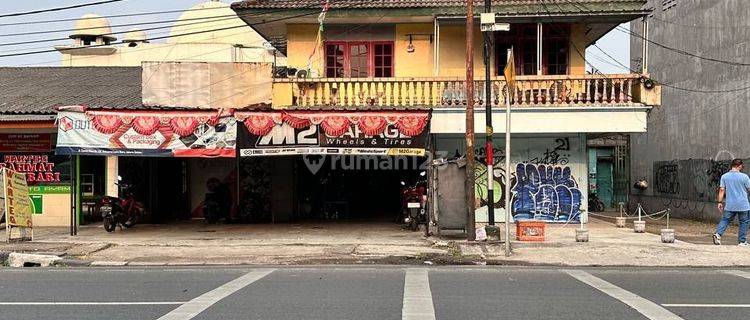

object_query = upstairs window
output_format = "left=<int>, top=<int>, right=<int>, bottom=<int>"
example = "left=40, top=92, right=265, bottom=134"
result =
left=325, top=41, right=393, bottom=78
left=495, top=24, right=570, bottom=76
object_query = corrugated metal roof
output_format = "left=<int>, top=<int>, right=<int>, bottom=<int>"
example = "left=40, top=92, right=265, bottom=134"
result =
left=0, top=67, right=142, bottom=115
left=232, top=0, right=646, bottom=10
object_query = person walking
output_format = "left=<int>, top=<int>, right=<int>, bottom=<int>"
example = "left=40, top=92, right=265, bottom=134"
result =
left=713, top=159, right=750, bottom=246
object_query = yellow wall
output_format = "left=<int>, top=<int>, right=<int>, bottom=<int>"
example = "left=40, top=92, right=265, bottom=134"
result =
left=283, top=22, right=589, bottom=79
left=286, top=24, right=324, bottom=76
left=437, top=25, right=487, bottom=77
left=568, top=23, right=587, bottom=75
left=395, top=24, right=435, bottom=77
left=31, top=193, right=72, bottom=227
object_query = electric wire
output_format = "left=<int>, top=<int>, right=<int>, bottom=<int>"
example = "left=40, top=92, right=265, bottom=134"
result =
left=0, top=0, right=368, bottom=58
left=0, top=4, right=230, bottom=27
left=0, top=0, right=124, bottom=19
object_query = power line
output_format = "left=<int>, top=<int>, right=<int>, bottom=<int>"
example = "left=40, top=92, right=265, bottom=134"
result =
left=562, top=0, right=750, bottom=94
left=614, top=25, right=750, bottom=67
left=648, top=15, right=750, bottom=30
left=0, top=15, right=239, bottom=47
left=0, top=0, right=124, bottom=19
left=0, top=4, right=314, bottom=48
left=0, top=12, right=238, bottom=38
left=0, top=4, right=228, bottom=27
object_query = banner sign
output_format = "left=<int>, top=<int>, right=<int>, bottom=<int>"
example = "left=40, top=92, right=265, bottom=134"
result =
left=0, top=154, right=69, bottom=185
left=3, top=167, right=33, bottom=238
left=0, top=134, right=52, bottom=153
left=55, top=109, right=236, bottom=157
left=237, top=111, right=430, bottom=157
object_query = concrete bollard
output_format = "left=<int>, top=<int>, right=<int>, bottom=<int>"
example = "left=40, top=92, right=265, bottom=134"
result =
left=661, top=229, right=675, bottom=243
left=615, top=217, right=627, bottom=228
left=575, top=229, right=589, bottom=242
left=633, top=220, right=646, bottom=233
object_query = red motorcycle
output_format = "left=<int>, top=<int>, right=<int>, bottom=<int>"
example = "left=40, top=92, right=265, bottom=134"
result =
left=400, top=171, right=428, bottom=232
left=99, top=178, right=144, bottom=232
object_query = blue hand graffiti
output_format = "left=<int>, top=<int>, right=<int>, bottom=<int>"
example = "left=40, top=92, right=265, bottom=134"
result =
left=511, top=163, right=582, bottom=222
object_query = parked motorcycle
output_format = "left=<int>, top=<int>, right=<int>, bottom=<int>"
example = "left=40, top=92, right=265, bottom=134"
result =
left=588, top=193, right=605, bottom=213
left=99, top=177, right=144, bottom=232
left=203, top=178, right=231, bottom=224
left=400, top=171, right=428, bottom=231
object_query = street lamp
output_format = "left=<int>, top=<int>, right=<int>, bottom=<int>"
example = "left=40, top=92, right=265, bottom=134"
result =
left=480, top=10, right=510, bottom=253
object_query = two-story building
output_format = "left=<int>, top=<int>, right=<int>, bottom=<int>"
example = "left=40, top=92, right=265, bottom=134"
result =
left=230, top=0, right=659, bottom=229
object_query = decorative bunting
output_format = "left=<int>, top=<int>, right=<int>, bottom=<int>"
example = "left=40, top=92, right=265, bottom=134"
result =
left=243, top=114, right=276, bottom=136
left=321, top=115, right=351, bottom=136
left=91, top=115, right=124, bottom=135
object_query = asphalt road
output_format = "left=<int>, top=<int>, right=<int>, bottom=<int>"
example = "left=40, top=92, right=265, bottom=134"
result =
left=0, top=266, right=748, bottom=320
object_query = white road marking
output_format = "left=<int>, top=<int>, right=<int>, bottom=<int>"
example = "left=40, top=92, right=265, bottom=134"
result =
left=564, top=270, right=684, bottom=320
left=721, top=270, right=750, bottom=279
left=157, top=268, right=275, bottom=320
left=402, top=268, right=436, bottom=320
left=0, top=302, right=185, bottom=306
left=662, top=304, right=750, bottom=308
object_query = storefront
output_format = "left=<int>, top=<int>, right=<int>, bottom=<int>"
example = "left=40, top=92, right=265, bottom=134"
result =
left=55, top=107, right=238, bottom=226
left=0, top=133, right=72, bottom=226
left=432, top=134, right=589, bottom=223
left=236, top=110, right=431, bottom=223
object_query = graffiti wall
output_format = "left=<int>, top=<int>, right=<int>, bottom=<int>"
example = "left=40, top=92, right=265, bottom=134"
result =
left=435, top=135, right=587, bottom=223
left=653, top=159, right=736, bottom=202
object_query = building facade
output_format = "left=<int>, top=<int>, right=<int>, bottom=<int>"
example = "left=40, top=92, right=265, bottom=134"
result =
left=629, top=0, right=748, bottom=221
left=232, top=0, right=659, bottom=228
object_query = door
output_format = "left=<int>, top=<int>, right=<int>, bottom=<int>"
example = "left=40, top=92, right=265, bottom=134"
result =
left=596, top=160, right=614, bottom=208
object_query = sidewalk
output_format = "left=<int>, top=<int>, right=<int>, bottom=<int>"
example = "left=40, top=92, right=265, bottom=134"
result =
left=1, top=218, right=749, bottom=267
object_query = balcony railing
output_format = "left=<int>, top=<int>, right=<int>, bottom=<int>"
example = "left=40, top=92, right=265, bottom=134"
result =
left=274, top=74, right=644, bottom=108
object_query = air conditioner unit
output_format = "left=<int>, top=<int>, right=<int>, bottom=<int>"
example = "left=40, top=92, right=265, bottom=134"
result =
left=633, top=77, right=662, bottom=106
left=295, top=69, right=309, bottom=79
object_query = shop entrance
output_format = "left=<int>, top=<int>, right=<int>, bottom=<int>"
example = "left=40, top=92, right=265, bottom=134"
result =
left=119, top=157, right=190, bottom=223
left=293, top=156, right=425, bottom=223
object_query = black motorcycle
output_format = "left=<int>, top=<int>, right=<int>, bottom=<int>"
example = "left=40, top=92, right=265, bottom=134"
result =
left=204, top=178, right=231, bottom=224
left=99, top=179, right=143, bottom=232
left=588, top=193, right=605, bottom=213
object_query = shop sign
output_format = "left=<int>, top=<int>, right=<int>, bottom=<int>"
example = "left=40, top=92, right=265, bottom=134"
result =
left=55, top=110, right=236, bottom=158
left=0, top=154, right=67, bottom=185
left=0, top=134, right=52, bottom=153
left=28, top=185, right=71, bottom=194
left=3, top=167, right=33, bottom=232
left=238, top=112, right=430, bottom=157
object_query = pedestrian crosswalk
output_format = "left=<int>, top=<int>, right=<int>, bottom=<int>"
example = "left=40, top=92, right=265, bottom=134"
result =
left=0, top=267, right=749, bottom=320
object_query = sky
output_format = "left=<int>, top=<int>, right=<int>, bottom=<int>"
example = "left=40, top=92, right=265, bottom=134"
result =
left=0, top=0, right=631, bottom=73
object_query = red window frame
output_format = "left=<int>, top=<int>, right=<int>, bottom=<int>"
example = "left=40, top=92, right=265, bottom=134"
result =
left=324, top=41, right=394, bottom=78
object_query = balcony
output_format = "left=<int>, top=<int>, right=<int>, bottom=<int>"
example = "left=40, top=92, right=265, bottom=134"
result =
left=272, top=74, right=651, bottom=109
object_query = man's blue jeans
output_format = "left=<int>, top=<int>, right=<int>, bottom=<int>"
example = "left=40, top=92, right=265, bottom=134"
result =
left=715, top=210, right=750, bottom=243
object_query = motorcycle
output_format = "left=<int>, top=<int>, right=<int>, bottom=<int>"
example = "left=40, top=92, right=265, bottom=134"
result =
left=203, top=178, right=231, bottom=224
left=588, top=193, right=605, bottom=213
left=400, top=171, right=428, bottom=232
left=99, top=177, right=144, bottom=232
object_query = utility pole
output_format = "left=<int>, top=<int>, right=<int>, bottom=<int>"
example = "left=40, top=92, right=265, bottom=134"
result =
left=465, top=0, right=476, bottom=241
left=482, top=0, right=494, bottom=228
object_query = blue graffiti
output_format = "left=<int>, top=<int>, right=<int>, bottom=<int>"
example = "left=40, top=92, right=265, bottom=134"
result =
left=511, top=163, right=582, bottom=222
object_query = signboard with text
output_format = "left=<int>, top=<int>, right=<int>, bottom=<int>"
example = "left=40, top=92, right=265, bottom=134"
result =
left=238, top=112, right=430, bottom=157
left=3, top=167, right=33, bottom=241
left=0, top=133, right=52, bottom=153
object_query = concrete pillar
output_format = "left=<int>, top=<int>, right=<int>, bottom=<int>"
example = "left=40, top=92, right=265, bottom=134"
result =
left=105, top=156, right=119, bottom=197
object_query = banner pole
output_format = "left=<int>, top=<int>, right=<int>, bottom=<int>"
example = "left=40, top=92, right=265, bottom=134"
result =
left=504, top=82, right=512, bottom=257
